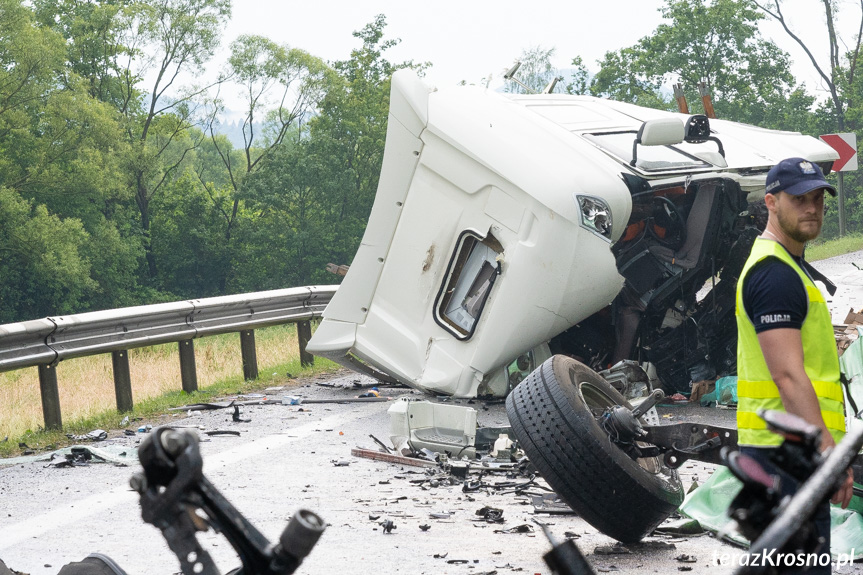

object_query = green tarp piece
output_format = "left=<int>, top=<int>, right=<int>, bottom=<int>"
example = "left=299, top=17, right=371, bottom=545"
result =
left=699, top=376, right=739, bottom=407
left=682, top=328, right=863, bottom=558
left=840, top=327, right=863, bottom=383
left=716, top=376, right=738, bottom=406
left=680, top=466, right=863, bottom=559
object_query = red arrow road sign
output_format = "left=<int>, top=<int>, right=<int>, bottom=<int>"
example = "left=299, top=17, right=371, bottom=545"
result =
left=820, top=133, right=858, bottom=172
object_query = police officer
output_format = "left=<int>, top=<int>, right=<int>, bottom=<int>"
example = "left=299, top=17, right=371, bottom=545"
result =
left=736, top=157, right=853, bottom=566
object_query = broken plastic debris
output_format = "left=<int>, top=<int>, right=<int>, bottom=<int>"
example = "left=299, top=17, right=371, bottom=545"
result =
left=475, top=507, right=505, bottom=523
left=379, top=520, right=396, bottom=534
left=675, top=554, right=697, bottom=563
left=65, top=429, right=107, bottom=442
left=232, top=406, right=251, bottom=423
left=493, top=524, right=534, bottom=534
left=490, top=433, right=513, bottom=457
left=419, top=524, right=431, bottom=531
left=331, top=460, right=351, bottom=467
left=594, top=544, right=632, bottom=555
left=531, top=494, right=576, bottom=515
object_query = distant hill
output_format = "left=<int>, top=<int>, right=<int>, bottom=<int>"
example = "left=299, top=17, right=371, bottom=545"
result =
left=212, top=118, right=261, bottom=149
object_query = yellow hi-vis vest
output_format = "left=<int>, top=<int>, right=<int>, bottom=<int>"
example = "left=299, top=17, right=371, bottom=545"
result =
left=736, top=238, right=845, bottom=446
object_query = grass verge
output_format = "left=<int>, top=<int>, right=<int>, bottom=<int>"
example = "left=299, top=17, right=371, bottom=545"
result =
left=0, top=324, right=341, bottom=459
left=808, top=233, right=863, bottom=261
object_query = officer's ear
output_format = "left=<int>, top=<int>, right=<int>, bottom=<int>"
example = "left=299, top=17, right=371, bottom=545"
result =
left=764, top=192, right=778, bottom=212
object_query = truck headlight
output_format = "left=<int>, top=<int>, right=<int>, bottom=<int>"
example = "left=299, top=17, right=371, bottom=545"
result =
left=575, top=195, right=613, bottom=241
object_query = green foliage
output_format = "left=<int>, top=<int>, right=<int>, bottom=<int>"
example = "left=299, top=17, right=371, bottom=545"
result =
left=0, top=188, right=96, bottom=321
left=591, top=47, right=673, bottom=109
left=565, top=56, right=592, bottom=96
left=591, top=0, right=814, bottom=128
left=150, top=173, right=232, bottom=297
left=3, top=1, right=857, bottom=325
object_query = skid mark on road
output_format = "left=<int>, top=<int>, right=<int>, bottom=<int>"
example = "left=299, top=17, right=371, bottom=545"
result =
left=0, top=411, right=363, bottom=550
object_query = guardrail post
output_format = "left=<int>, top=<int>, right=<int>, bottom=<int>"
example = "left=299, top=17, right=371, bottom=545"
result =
left=240, top=330, right=258, bottom=380
left=298, top=321, right=314, bottom=367
left=112, top=350, right=134, bottom=412
left=178, top=340, right=198, bottom=393
left=38, top=364, right=62, bottom=430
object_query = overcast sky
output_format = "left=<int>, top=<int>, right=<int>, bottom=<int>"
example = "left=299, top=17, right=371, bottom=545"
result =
left=215, top=0, right=858, bottom=107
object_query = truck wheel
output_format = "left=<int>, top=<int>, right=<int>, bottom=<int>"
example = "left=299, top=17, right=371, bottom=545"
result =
left=506, top=355, right=684, bottom=543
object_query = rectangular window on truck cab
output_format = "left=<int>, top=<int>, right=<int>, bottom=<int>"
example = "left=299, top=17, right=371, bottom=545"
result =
left=434, top=231, right=502, bottom=340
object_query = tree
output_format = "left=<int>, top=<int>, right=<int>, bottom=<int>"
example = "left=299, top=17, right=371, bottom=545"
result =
left=0, top=188, right=96, bottom=321
left=503, top=46, right=558, bottom=94
left=753, top=0, right=863, bottom=132
left=752, top=2, right=863, bottom=238
left=591, top=47, right=673, bottom=109
left=305, top=15, right=424, bottom=265
left=238, top=140, right=336, bottom=289
left=565, top=56, right=592, bottom=96
left=32, top=0, right=137, bottom=107
left=103, top=0, right=232, bottom=280
left=591, top=0, right=813, bottom=128
left=194, top=35, right=331, bottom=291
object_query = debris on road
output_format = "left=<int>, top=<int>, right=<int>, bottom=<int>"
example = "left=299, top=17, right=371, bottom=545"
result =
left=389, top=399, right=478, bottom=458
left=231, top=406, right=251, bottom=423
left=351, top=447, right=437, bottom=468
left=2, top=444, right=138, bottom=467
left=493, top=524, right=534, bottom=534
left=379, top=520, right=396, bottom=534
left=204, top=430, right=241, bottom=437
left=475, top=507, right=505, bottom=523
left=172, top=394, right=396, bottom=412
left=653, top=516, right=704, bottom=536
left=65, top=429, right=107, bottom=441
left=595, top=544, right=632, bottom=555
left=531, top=494, right=575, bottom=515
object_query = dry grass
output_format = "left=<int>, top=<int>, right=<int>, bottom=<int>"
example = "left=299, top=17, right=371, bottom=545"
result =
left=0, top=324, right=316, bottom=440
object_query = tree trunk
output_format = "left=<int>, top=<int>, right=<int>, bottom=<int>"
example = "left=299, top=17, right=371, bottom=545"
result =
left=135, top=171, right=157, bottom=279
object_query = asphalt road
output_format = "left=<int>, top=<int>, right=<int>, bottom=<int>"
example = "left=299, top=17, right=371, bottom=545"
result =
left=0, top=374, right=739, bottom=575
left=1, top=249, right=863, bottom=575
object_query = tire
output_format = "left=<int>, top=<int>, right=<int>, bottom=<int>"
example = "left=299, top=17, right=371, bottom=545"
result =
left=506, top=355, right=684, bottom=543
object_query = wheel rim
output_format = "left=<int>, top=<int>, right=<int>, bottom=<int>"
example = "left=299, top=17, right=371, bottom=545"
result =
left=578, top=379, right=662, bottom=475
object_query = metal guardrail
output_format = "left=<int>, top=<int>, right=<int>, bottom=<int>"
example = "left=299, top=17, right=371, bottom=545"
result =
left=0, top=285, right=337, bottom=430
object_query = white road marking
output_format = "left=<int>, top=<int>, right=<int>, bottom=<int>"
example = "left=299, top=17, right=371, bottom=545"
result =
left=0, top=411, right=360, bottom=549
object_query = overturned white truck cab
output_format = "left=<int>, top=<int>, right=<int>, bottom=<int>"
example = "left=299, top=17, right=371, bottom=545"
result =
left=307, top=69, right=838, bottom=399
